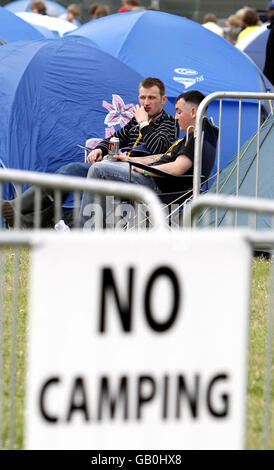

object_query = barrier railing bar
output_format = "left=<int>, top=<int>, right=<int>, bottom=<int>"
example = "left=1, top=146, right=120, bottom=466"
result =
left=193, top=92, right=274, bottom=207
left=34, top=187, right=42, bottom=230
left=8, top=247, right=20, bottom=449
left=0, top=168, right=166, bottom=232
left=235, top=99, right=242, bottom=226
left=215, top=99, right=223, bottom=227
left=0, top=248, right=4, bottom=448
left=264, top=254, right=274, bottom=450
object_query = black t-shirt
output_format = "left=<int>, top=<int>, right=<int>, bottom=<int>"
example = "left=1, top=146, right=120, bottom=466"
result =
left=148, top=119, right=218, bottom=194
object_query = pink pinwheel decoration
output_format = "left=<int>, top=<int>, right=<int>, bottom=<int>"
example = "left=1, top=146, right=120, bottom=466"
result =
left=85, top=138, right=103, bottom=150
left=103, top=94, right=134, bottom=128
left=105, top=127, right=115, bottom=138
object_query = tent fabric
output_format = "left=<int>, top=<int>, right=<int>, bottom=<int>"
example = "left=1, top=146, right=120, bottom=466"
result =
left=66, top=10, right=274, bottom=176
left=4, top=0, right=67, bottom=17
left=0, top=39, right=174, bottom=183
left=207, top=114, right=274, bottom=228
left=16, top=12, right=77, bottom=37
left=67, top=11, right=268, bottom=99
left=0, top=6, right=46, bottom=41
left=236, top=23, right=270, bottom=71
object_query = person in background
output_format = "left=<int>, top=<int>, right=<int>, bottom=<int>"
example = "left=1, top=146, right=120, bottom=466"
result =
left=263, top=2, right=274, bottom=84
left=30, top=0, right=47, bottom=15
left=92, top=4, right=110, bottom=18
left=202, top=13, right=224, bottom=37
left=118, top=0, right=128, bottom=12
left=121, top=0, right=141, bottom=12
left=237, top=8, right=260, bottom=42
left=267, top=1, right=274, bottom=21
left=89, top=3, right=100, bottom=19
left=235, top=7, right=249, bottom=29
left=224, top=14, right=242, bottom=44
left=59, top=4, right=81, bottom=24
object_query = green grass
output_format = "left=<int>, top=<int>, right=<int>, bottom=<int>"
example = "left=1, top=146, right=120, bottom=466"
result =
left=0, top=251, right=273, bottom=449
left=247, top=256, right=273, bottom=450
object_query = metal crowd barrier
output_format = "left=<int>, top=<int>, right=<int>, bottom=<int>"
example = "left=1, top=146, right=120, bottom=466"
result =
left=185, top=194, right=274, bottom=450
left=0, top=168, right=166, bottom=232
left=0, top=169, right=167, bottom=449
left=193, top=92, right=274, bottom=229
left=0, top=186, right=273, bottom=448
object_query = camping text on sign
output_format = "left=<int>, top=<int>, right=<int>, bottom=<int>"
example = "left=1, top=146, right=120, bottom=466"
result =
left=26, top=231, right=251, bottom=450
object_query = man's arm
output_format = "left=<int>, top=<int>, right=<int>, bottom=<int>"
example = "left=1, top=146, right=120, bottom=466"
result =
left=133, top=154, right=193, bottom=177
left=113, top=151, right=162, bottom=165
left=139, top=118, right=177, bottom=155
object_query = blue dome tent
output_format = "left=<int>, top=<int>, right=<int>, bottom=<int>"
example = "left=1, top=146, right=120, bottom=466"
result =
left=0, top=6, right=50, bottom=41
left=67, top=10, right=274, bottom=178
left=0, top=38, right=174, bottom=196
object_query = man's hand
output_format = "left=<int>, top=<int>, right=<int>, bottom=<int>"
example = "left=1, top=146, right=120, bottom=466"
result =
left=132, top=105, right=149, bottom=124
left=86, top=148, right=103, bottom=163
left=111, top=151, right=128, bottom=162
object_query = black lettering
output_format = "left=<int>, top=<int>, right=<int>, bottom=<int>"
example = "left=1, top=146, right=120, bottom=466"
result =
left=66, top=377, right=90, bottom=422
left=176, top=375, right=200, bottom=418
left=137, top=375, right=156, bottom=419
left=39, top=377, right=60, bottom=423
left=163, top=375, right=169, bottom=419
left=99, top=268, right=134, bottom=332
left=144, top=267, right=180, bottom=332
left=98, top=376, right=128, bottom=420
left=207, top=374, right=229, bottom=417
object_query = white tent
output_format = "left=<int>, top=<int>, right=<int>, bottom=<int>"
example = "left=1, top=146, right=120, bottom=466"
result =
left=16, top=11, right=77, bottom=37
left=236, top=23, right=269, bottom=71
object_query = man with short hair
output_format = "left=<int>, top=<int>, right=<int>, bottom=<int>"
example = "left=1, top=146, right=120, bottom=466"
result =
left=2, top=77, right=176, bottom=227
left=79, top=90, right=218, bottom=228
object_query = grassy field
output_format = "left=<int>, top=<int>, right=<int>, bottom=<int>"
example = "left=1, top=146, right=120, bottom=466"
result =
left=0, top=250, right=273, bottom=449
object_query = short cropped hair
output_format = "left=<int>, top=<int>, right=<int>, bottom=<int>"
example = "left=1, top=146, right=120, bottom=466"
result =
left=176, top=90, right=206, bottom=107
left=139, top=77, right=165, bottom=96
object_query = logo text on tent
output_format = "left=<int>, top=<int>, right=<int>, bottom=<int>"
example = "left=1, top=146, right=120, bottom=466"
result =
left=174, top=68, right=199, bottom=76
left=173, top=68, right=204, bottom=89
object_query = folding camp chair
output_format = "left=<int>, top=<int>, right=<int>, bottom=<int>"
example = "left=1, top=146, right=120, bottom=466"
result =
left=126, top=117, right=219, bottom=227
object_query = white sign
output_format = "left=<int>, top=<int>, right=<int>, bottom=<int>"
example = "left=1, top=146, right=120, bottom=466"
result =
left=26, top=231, right=251, bottom=450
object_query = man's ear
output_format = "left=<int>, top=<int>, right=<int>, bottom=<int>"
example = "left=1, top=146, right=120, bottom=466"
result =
left=162, top=95, right=168, bottom=105
left=191, top=106, right=197, bottom=119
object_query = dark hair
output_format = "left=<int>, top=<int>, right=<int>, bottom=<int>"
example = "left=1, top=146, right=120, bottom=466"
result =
left=176, top=90, right=206, bottom=107
left=203, top=13, right=217, bottom=23
left=89, top=2, right=100, bottom=16
left=242, top=8, right=260, bottom=26
left=125, top=0, right=139, bottom=6
left=93, top=5, right=110, bottom=17
left=139, top=77, right=165, bottom=96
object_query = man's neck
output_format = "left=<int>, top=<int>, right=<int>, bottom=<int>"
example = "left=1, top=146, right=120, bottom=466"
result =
left=149, top=109, right=164, bottom=121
